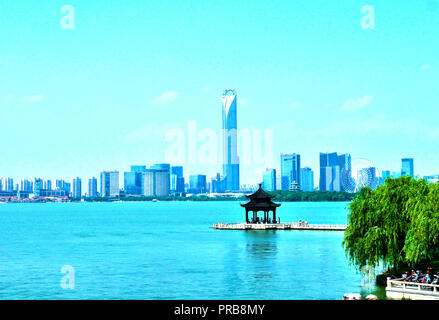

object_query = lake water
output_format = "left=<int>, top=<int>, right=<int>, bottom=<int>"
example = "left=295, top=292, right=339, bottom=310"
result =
left=0, top=201, right=383, bottom=300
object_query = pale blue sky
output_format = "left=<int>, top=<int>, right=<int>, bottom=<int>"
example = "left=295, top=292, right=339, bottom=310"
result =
left=0, top=0, right=438, bottom=186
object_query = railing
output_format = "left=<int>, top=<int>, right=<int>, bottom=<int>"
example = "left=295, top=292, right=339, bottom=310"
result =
left=387, top=277, right=439, bottom=294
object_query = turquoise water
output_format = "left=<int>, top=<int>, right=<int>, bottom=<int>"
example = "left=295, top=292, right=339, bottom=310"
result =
left=0, top=201, right=381, bottom=300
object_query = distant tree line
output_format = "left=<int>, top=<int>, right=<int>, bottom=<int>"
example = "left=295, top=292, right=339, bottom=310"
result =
left=80, top=191, right=356, bottom=203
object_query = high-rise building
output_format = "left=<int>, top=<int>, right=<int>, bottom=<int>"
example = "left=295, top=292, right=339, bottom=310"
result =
left=130, top=165, right=147, bottom=173
left=155, top=169, right=170, bottom=197
left=382, top=170, right=391, bottom=180
left=34, top=178, right=44, bottom=196
left=124, top=165, right=146, bottom=196
left=171, top=166, right=185, bottom=194
left=211, top=173, right=227, bottom=193
left=72, top=177, right=82, bottom=198
left=401, top=158, right=414, bottom=178
left=2, top=177, right=14, bottom=191
left=151, top=164, right=171, bottom=196
left=221, top=89, right=240, bottom=192
left=281, top=154, right=301, bottom=191
left=43, top=180, right=52, bottom=191
left=55, top=180, right=71, bottom=193
left=88, top=177, right=98, bottom=197
left=189, top=175, right=207, bottom=194
left=100, top=171, right=119, bottom=197
left=20, top=179, right=33, bottom=192
left=262, top=169, right=277, bottom=192
left=142, top=169, right=156, bottom=196
left=300, top=167, right=314, bottom=192
left=319, top=152, right=352, bottom=192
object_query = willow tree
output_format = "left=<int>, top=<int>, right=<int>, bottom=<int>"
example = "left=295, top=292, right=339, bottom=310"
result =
left=404, top=183, right=439, bottom=264
left=343, top=176, right=431, bottom=273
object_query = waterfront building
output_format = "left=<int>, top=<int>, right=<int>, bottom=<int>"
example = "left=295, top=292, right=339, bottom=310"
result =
left=211, top=173, right=227, bottom=193
left=281, top=154, right=301, bottom=191
left=382, top=170, right=391, bottom=181
left=44, top=180, right=52, bottom=191
left=240, top=184, right=281, bottom=224
left=221, top=89, right=240, bottom=192
left=401, top=158, right=414, bottom=177
left=20, top=179, right=33, bottom=192
left=151, top=164, right=171, bottom=196
left=55, top=180, right=71, bottom=193
left=189, top=175, right=207, bottom=194
left=34, top=178, right=44, bottom=196
left=72, top=177, right=82, bottom=198
left=300, top=167, right=314, bottom=192
left=130, top=165, right=147, bottom=173
left=171, top=166, right=185, bottom=194
left=142, top=169, right=156, bottom=196
left=124, top=171, right=142, bottom=195
left=262, top=169, right=276, bottom=192
left=2, top=177, right=14, bottom=191
left=88, top=177, right=98, bottom=197
left=100, top=171, right=119, bottom=197
left=155, top=169, right=170, bottom=197
left=319, top=152, right=352, bottom=192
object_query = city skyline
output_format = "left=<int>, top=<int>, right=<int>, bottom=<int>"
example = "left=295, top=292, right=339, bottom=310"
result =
left=1, top=1, right=438, bottom=186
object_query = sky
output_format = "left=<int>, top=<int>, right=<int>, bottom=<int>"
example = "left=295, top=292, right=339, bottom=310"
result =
left=0, top=0, right=438, bottom=187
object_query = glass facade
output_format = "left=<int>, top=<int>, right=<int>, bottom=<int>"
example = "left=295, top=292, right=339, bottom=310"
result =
left=189, top=175, right=207, bottom=194
left=401, top=158, right=414, bottom=177
left=221, top=89, right=240, bottom=192
left=319, top=152, right=352, bottom=192
left=281, top=154, right=301, bottom=191
left=262, top=169, right=276, bottom=192
left=300, top=167, right=314, bottom=191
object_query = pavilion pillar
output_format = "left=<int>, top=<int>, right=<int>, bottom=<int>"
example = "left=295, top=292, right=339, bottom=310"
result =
left=273, top=209, right=276, bottom=224
left=246, top=209, right=249, bottom=223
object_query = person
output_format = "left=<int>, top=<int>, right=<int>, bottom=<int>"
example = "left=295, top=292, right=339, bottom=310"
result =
left=402, top=271, right=408, bottom=281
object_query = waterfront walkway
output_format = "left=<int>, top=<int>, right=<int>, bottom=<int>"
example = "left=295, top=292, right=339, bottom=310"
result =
left=212, top=222, right=347, bottom=231
left=386, top=278, right=439, bottom=300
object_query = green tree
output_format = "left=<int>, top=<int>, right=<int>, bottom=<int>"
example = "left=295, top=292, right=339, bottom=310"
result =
left=343, top=176, right=435, bottom=273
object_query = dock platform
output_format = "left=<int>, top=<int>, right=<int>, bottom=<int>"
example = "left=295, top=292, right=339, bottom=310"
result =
left=212, top=222, right=347, bottom=231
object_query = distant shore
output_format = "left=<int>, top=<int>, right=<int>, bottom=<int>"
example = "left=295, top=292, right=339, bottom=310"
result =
left=0, top=191, right=356, bottom=204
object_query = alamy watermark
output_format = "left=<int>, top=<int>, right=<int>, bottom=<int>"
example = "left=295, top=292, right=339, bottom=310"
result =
left=60, top=265, right=75, bottom=290
left=164, top=121, right=274, bottom=169
left=60, top=5, right=75, bottom=30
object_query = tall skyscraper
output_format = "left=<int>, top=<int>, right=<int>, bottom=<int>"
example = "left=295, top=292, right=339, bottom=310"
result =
left=189, top=175, right=207, bottom=194
left=142, top=169, right=156, bottom=196
left=72, top=177, right=82, bottom=198
left=300, top=167, right=314, bottom=192
left=34, top=178, right=44, bottom=196
left=139, top=166, right=171, bottom=197
left=88, top=177, right=98, bottom=197
left=262, top=169, right=277, bottom=192
left=319, top=152, right=352, bottom=192
left=171, top=166, right=185, bottom=194
left=124, top=165, right=147, bottom=195
left=44, top=180, right=52, bottom=191
left=100, top=171, right=119, bottom=197
left=20, top=179, right=33, bottom=192
left=151, top=164, right=171, bottom=196
left=221, top=89, right=240, bottom=192
left=2, top=177, right=14, bottom=191
left=281, top=154, right=301, bottom=191
left=401, top=158, right=414, bottom=177
left=211, top=173, right=227, bottom=193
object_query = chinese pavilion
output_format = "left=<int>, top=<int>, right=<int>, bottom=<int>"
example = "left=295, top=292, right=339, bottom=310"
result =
left=240, top=184, right=281, bottom=224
